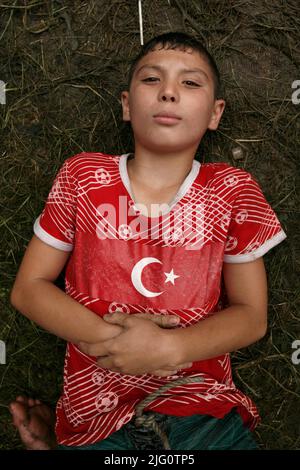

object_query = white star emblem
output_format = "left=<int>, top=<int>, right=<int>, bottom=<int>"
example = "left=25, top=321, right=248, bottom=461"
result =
left=164, top=269, right=180, bottom=285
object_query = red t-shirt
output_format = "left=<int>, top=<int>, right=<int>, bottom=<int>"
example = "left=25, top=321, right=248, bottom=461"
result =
left=33, top=152, right=287, bottom=446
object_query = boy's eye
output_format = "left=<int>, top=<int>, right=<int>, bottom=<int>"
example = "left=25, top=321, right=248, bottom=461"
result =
left=184, top=80, right=200, bottom=87
left=141, top=77, right=200, bottom=87
left=141, top=77, right=159, bottom=82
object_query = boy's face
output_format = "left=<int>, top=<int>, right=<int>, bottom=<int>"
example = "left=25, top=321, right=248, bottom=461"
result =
left=121, top=45, right=225, bottom=154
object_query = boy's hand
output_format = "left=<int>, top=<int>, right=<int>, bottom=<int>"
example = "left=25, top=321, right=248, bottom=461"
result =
left=104, top=311, right=181, bottom=328
left=77, top=311, right=180, bottom=356
left=95, top=315, right=182, bottom=375
left=77, top=312, right=192, bottom=376
left=103, top=312, right=192, bottom=376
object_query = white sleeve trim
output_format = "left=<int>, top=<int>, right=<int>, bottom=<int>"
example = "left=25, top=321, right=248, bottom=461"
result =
left=33, top=215, right=73, bottom=252
left=223, top=230, right=287, bottom=263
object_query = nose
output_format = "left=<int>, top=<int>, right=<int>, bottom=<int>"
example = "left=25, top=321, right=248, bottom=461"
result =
left=159, top=80, right=178, bottom=102
left=161, top=95, right=175, bottom=102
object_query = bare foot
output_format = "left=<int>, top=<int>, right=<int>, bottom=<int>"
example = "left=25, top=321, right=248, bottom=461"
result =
left=9, top=396, right=57, bottom=450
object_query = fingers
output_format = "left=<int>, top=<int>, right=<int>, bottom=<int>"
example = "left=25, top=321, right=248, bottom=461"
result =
left=144, top=314, right=180, bottom=328
left=96, top=356, right=113, bottom=369
left=103, top=312, right=129, bottom=325
left=104, top=311, right=180, bottom=329
left=76, top=340, right=110, bottom=357
left=76, top=341, right=91, bottom=355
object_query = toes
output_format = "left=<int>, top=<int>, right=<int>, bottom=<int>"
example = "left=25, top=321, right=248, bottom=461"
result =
left=9, top=402, right=29, bottom=428
left=28, top=398, right=35, bottom=407
left=10, top=403, right=54, bottom=450
left=16, top=396, right=27, bottom=403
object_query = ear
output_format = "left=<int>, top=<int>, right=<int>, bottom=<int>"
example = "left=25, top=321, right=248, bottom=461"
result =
left=208, top=99, right=225, bottom=131
left=121, top=91, right=131, bottom=122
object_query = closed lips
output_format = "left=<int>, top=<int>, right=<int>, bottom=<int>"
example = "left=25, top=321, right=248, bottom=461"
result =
left=154, top=112, right=181, bottom=119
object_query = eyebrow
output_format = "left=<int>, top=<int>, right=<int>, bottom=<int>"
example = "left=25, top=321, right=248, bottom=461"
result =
left=135, top=64, right=209, bottom=80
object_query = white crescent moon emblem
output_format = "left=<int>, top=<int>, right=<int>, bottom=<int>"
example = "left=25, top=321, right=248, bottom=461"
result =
left=131, top=257, right=163, bottom=297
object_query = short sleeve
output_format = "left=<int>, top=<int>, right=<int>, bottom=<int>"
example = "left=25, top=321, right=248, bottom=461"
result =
left=33, top=159, right=77, bottom=251
left=223, top=171, right=287, bottom=263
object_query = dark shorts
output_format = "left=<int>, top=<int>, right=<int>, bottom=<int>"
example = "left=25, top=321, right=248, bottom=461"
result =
left=57, top=408, right=258, bottom=450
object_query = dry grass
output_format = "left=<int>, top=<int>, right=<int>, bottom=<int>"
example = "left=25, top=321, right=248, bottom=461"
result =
left=0, top=0, right=299, bottom=449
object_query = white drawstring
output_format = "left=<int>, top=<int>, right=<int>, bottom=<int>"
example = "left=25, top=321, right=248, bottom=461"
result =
left=138, top=0, right=144, bottom=45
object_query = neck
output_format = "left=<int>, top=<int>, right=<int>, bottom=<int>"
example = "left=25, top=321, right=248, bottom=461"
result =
left=127, top=147, right=197, bottom=190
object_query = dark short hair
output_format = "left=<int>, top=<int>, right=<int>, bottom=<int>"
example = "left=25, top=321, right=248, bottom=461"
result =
left=127, top=31, right=222, bottom=99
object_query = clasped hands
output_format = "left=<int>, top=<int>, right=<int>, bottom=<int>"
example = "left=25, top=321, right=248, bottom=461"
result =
left=77, top=312, right=192, bottom=377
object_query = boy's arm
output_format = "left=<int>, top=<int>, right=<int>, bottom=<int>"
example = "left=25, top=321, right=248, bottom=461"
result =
left=10, top=235, right=181, bottom=348
left=97, top=257, right=267, bottom=374
left=167, top=257, right=268, bottom=364
left=10, top=235, right=123, bottom=344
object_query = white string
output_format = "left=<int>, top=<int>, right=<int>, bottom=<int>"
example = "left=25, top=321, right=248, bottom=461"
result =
left=138, top=0, right=144, bottom=45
